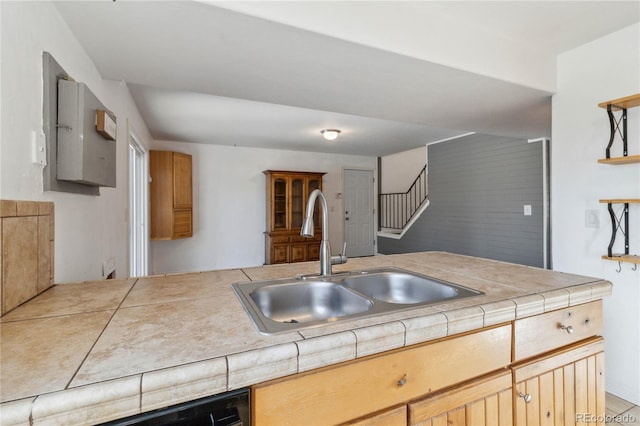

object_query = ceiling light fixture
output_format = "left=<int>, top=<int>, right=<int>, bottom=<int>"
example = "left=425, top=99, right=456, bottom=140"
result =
left=321, top=129, right=341, bottom=141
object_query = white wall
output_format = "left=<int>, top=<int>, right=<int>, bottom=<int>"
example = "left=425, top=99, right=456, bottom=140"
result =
left=380, top=145, right=426, bottom=193
left=552, top=24, right=640, bottom=404
left=149, top=141, right=375, bottom=274
left=0, top=2, right=153, bottom=283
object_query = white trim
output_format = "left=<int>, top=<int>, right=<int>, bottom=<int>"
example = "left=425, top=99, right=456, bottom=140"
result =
left=527, top=137, right=551, bottom=268
left=377, top=200, right=430, bottom=240
left=128, top=128, right=149, bottom=277
left=426, top=132, right=476, bottom=146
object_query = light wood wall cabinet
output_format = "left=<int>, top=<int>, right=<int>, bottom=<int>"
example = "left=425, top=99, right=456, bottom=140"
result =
left=263, top=170, right=325, bottom=264
left=150, top=150, right=193, bottom=240
left=252, top=300, right=606, bottom=425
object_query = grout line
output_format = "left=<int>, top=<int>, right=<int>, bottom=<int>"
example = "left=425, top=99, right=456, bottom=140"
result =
left=63, top=278, right=140, bottom=390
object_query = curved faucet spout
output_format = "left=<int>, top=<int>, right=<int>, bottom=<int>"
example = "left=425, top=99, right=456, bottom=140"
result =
left=301, top=189, right=328, bottom=238
left=301, top=189, right=346, bottom=276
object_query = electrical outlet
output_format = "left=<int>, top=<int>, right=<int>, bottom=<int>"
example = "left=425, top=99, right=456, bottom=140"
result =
left=585, top=209, right=600, bottom=228
left=523, top=205, right=532, bottom=216
left=102, top=257, right=116, bottom=278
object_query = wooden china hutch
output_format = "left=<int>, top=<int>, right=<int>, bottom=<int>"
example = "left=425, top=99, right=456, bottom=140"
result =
left=264, top=170, right=325, bottom=264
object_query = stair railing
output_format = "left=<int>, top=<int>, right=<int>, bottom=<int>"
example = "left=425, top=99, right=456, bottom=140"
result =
left=379, top=165, right=428, bottom=231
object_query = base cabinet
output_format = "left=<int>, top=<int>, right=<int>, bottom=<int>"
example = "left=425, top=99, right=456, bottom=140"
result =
left=251, top=301, right=605, bottom=426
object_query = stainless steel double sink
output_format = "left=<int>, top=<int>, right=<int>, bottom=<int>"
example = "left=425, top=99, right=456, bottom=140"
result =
left=232, top=267, right=483, bottom=334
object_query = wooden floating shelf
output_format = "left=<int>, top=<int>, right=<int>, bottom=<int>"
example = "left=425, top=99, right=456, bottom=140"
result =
left=599, top=199, right=640, bottom=204
left=598, top=155, right=640, bottom=165
left=602, top=254, right=640, bottom=265
left=598, top=93, right=640, bottom=111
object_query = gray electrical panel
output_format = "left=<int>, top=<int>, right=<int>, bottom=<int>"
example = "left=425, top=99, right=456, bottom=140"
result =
left=56, top=80, right=116, bottom=187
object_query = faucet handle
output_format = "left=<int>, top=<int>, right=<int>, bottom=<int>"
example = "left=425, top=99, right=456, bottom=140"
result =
left=331, top=242, right=348, bottom=265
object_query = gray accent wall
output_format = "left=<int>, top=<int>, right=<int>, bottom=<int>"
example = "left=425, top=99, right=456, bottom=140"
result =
left=378, top=134, right=544, bottom=267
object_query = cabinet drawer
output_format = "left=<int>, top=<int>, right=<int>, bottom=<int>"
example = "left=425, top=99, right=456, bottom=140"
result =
left=253, top=324, right=511, bottom=426
left=270, top=236, right=290, bottom=244
left=513, top=300, right=602, bottom=361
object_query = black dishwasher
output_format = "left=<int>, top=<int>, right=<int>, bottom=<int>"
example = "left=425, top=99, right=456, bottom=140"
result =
left=99, top=388, right=249, bottom=426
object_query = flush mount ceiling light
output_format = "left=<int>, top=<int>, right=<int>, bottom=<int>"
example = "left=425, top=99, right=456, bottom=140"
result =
left=321, top=129, right=341, bottom=141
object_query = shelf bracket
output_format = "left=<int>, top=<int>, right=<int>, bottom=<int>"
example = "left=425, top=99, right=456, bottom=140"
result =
left=606, top=202, right=629, bottom=258
left=605, top=104, right=627, bottom=159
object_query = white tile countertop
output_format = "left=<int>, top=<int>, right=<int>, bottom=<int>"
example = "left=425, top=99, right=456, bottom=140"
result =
left=0, top=252, right=611, bottom=425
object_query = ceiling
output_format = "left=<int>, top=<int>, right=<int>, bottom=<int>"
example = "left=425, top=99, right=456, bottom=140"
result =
left=54, top=1, right=640, bottom=157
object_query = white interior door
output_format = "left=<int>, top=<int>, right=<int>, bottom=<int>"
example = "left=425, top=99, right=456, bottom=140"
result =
left=344, top=169, right=375, bottom=257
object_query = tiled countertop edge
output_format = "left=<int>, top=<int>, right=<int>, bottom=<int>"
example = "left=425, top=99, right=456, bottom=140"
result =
left=0, top=280, right=611, bottom=426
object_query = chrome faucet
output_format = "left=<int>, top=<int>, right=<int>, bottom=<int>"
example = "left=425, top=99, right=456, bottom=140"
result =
left=301, top=189, right=347, bottom=276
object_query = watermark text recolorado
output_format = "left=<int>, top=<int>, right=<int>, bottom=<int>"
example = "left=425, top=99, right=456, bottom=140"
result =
left=576, top=413, right=638, bottom=423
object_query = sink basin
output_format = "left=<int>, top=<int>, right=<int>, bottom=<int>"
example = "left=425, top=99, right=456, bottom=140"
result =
left=232, top=267, right=484, bottom=335
left=342, top=271, right=478, bottom=304
left=250, top=281, right=372, bottom=323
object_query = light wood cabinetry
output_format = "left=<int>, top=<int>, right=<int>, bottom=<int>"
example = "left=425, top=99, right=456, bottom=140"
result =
left=253, top=325, right=511, bottom=425
left=263, top=170, right=325, bottom=264
left=343, top=406, right=407, bottom=426
left=408, top=370, right=512, bottom=426
left=513, top=300, right=602, bottom=361
left=252, top=300, right=606, bottom=426
left=511, top=301, right=605, bottom=426
left=512, top=337, right=605, bottom=426
left=150, top=150, right=193, bottom=240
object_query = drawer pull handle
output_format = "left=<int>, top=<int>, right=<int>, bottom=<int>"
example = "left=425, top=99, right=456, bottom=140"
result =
left=397, top=374, right=407, bottom=387
left=559, top=323, right=574, bottom=334
left=518, top=391, right=533, bottom=403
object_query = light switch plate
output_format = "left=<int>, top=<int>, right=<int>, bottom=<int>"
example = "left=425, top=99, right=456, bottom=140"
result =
left=524, top=205, right=532, bottom=216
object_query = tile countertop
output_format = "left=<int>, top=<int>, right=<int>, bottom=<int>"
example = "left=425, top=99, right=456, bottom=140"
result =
left=0, top=252, right=611, bottom=425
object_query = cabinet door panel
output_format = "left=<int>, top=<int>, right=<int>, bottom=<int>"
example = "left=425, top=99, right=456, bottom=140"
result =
left=272, top=244, right=288, bottom=263
left=290, top=244, right=306, bottom=262
left=290, top=177, right=304, bottom=229
left=270, top=176, right=288, bottom=231
left=409, top=370, right=512, bottom=426
left=173, top=210, right=192, bottom=238
left=172, top=153, right=192, bottom=209
left=307, top=242, right=320, bottom=260
left=512, top=337, right=605, bottom=426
